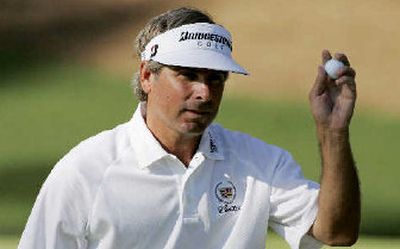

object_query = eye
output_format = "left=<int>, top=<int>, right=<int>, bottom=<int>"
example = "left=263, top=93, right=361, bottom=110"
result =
left=178, top=70, right=198, bottom=81
left=207, top=72, right=227, bottom=85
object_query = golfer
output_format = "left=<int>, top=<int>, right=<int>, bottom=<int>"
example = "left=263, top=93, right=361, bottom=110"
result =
left=18, top=7, right=360, bottom=249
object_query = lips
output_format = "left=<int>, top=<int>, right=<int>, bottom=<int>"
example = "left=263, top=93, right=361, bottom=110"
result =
left=181, top=102, right=216, bottom=119
left=182, top=108, right=214, bottom=120
left=186, top=109, right=211, bottom=115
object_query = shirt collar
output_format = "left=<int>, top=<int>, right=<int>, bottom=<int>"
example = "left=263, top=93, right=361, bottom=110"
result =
left=128, top=102, right=224, bottom=169
left=197, top=125, right=224, bottom=161
left=128, top=103, right=169, bottom=169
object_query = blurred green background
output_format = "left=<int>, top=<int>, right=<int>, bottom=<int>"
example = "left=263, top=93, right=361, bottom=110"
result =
left=1, top=0, right=399, bottom=248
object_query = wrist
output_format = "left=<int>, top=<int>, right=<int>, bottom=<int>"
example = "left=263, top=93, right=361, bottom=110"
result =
left=316, top=125, right=350, bottom=143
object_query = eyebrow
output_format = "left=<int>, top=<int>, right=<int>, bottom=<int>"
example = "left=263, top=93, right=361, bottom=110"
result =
left=169, top=66, right=228, bottom=79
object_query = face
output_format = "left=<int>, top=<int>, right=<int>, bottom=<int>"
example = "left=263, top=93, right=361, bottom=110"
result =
left=142, top=64, right=227, bottom=137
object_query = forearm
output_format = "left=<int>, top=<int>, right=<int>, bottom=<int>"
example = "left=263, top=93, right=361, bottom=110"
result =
left=311, top=126, right=360, bottom=246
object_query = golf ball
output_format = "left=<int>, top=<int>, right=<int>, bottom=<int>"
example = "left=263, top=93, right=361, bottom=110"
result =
left=324, top=59, right=345, bottom=79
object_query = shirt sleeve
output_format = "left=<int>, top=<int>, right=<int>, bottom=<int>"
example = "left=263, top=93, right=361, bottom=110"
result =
left=268, top=150, right=323, bottom=249
left=18, top=155, right=90, bottom=249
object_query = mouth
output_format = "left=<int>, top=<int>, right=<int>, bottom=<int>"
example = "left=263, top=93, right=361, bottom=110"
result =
left=183, top=108, right=213, bottom=119
left=186, top=109, right=211, bottom=115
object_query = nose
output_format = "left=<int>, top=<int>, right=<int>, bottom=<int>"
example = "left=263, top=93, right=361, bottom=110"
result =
left=193, top=81, right=211, bottom=101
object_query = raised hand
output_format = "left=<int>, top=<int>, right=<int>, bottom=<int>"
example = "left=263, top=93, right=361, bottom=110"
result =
left=309, top=50, right=357, bottom=131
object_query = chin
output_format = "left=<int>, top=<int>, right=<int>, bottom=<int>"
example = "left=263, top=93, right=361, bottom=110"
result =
left=179, top=123, right=209, bottom=136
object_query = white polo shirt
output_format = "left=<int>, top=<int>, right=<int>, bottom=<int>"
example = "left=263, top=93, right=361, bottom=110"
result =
left=19, top=103, right=322, bottom=249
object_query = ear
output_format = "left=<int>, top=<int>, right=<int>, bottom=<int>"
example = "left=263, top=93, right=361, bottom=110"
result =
left=139, top=61, right=152, bottom=94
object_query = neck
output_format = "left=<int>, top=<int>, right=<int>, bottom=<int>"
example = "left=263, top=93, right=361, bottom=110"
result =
left=150, top=128, right=201, bottom=167
left=162, top=135, right=201, bottom=166
left=142, top=104, right=202, bottom=167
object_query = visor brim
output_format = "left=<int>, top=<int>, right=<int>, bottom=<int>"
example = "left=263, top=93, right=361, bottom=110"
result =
left=152, top=49, right=248, bottom=75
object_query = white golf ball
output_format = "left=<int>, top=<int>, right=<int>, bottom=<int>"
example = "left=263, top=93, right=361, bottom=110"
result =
left=324, top=59, right=345, bottom=79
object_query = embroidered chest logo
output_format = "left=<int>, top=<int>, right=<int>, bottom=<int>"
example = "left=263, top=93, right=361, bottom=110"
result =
left=215, top=181, right=241, bottom=214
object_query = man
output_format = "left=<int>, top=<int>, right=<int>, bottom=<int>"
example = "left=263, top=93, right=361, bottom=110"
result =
left=19, top=7, right=360, bottom=249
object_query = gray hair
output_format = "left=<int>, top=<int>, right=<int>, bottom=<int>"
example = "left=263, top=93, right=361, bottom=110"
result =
left=132, top=7, right=215, bottom=101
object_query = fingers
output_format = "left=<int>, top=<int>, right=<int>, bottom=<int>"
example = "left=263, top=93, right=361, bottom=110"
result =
left=334, top=64, right=357, bottom=100
left=335, top=75, right=356, bottom=87
left=336, top=66, right=356, bottom=79
left=310, top=65, right=329, bottom=97
left=322, top=50, right=356, bottom=82
left=322, top=49, right=332, bottom=64
left=334, top=53, right=351, bottom=66
left=313, top=50, right=357, bottom=98
left=335, top=63, right=357, bottom=96
left=336, top=75, right=357, bottom=100
left=323, top=50, right=351, bottom=67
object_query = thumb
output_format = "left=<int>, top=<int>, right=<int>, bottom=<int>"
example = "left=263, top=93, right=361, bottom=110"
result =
left=311, top=65, right=328, bottom=97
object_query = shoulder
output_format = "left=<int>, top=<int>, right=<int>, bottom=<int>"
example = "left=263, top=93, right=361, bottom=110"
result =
left=210, top=123, right=287, bottom=158
left=20, top=122, right=134, bottom=242
left=65, top=122, right=131, bottom=168
left=43, top=121, right=133, bottom=198
left=209, top=123, right=317, bottom=188
left=209, top=123, right=291, bottom=175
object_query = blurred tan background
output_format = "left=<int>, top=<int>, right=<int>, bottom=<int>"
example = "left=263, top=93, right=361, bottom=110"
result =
left=2, top=1, right=400, bottom=245
left=2, top=0, right=399, bottom=116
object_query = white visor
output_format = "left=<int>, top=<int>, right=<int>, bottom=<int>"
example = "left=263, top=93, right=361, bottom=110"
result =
left=141, top=23, right=248, bottom=75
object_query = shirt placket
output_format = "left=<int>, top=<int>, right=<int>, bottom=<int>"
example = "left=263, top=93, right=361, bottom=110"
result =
left=180, top=153, right=206, bottom=221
